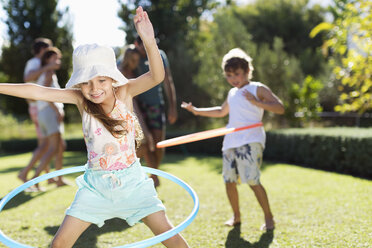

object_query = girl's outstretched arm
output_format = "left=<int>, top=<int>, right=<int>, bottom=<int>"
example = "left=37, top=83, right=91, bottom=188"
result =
left=125, top=7, right=165, bottom=97
left=0, top=83, right=82, bottom=105
left=181, top=100, right=229, bottom=118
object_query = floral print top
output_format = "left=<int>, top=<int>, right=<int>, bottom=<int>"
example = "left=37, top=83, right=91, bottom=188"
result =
left=82, top=99, right=139, bottom=170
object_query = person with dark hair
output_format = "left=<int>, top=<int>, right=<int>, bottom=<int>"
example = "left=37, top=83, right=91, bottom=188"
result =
left=19, top=38, right=61, bottom=189
left=32, top=47, right=67, bottom=187
left=24, top=38, right=55, bottom=83
left=134, top=36, right=177, bottom=187
left=119, top=46, right=156, bottom=152
left=182, top=48, right=284, bottom=231
left=19, top=46, right=67, bottom=189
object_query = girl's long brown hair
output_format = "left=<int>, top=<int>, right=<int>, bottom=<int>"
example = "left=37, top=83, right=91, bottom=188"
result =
left=83, top=94, right=143, bottom=148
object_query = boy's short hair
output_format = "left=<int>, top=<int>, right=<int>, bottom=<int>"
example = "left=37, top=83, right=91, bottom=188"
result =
left=32, top=38, right=53, bottom=55
left=221, top=48, right=254, bottom=80
left=41, top=47, right=61, bottom=66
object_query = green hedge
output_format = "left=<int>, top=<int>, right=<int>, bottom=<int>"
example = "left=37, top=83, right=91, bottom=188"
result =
left=166, top=128, right=372, bottom=178
left=264, top=128, right=372, bottom=178
left=1, top=128, right=371, bottom=178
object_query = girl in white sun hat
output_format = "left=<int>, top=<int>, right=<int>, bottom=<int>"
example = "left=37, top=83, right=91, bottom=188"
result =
left=0, top=7, right=189, bottom=248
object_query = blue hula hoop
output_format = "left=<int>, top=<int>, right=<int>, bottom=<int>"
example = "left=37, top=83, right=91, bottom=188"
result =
left=0, top=166, right=199, bottom=248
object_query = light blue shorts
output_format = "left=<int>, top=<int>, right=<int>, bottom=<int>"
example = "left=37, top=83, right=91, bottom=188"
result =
left=66, top=160, right=165, bottom=227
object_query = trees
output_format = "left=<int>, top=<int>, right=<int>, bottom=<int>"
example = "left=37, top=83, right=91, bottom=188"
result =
left=117, top=0, right=217, bottom=51
left=117, top=0, right=218, bottom=128
left=311, top=0, right=371, bottom=114
left=0, top=0, right=73, bottom=116
left=235, top=0, right=327, bottom=76
left=117, top=0, right=330, bottom=127
left=192, top=4, right=324, bottom=126
left=193, top=8, right=256, bottom=105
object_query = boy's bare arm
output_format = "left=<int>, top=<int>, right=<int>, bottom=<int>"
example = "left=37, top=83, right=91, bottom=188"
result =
left=181, top=100, right=229, bottom=118
left=243, top=85, right=284, bottom=114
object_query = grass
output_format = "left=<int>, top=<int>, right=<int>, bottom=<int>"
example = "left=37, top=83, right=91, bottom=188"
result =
left=0, top=122, right=83, bottom=140
left=0, top=152, right=371, bottom=247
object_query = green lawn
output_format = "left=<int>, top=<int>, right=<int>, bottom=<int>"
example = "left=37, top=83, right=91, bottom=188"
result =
left=0, top=122, right=83, bottom=140
left=0, top=152, right=371, bottom=247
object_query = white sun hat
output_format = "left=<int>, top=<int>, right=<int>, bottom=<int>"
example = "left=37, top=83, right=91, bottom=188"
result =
left=66, top=44, right=128, bottom=88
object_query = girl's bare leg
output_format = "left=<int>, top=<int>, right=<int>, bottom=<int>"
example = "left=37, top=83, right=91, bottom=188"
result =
left=142, top=211, right=189, bottom=248
left=50, top=215, right=91, bottom=248
left=32, top=133, right=60, bottom=190
left=55, top=138, right=67, bottom=186
left=33, top=133, right=60, bottom=179
left=18, top=138, right=49, bottom=182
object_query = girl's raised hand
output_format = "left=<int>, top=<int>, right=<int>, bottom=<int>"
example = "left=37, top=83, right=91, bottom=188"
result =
left=133, top=6, right=155, bottom=45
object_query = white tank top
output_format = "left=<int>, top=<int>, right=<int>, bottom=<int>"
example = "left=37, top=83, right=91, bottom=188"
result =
left=222, top=82, right=266, bottom=151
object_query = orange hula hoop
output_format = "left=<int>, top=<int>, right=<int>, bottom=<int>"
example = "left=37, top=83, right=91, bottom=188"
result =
left=156, top=122, right=263, bottom=148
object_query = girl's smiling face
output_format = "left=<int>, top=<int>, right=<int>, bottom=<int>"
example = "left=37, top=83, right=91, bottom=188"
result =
left=224, top=68, right=249, bottom=88
left=80, top=76, right=114, bottom=104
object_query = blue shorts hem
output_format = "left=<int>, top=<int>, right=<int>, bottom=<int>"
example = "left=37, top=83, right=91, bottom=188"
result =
left=126, top=205, right=166, bottom=226
left=66, top=211, right=104, bottom=227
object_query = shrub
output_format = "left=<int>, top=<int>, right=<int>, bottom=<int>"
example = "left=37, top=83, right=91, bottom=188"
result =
left=165, top=127, right=372, bottom=178
left=1, top=127, right=370, bottom=178
left=264, top=128, right=372, bottom=178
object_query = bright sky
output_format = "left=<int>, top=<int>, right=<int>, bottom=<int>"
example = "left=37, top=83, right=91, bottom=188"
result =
left=58, top=0, right=126, bottom=48
left=0, top=0, right=127, bottom=49
left=0, top=0, right=331, bottom=50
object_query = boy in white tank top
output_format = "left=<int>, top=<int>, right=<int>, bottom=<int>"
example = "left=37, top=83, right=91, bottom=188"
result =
left=182, top=48, right=284, bottom=231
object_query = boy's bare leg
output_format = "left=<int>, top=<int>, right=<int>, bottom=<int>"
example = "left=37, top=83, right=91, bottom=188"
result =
left=146, top=128, right=165, bottom=187
left=250, top=184, right=275, bottom=230
left=152, top=129, right=165, bottom=166
left=225, top=182, right=241, bottom=226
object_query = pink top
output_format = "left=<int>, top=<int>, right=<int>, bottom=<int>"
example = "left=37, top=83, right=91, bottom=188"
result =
left=82, top=99, right=138, bottom=170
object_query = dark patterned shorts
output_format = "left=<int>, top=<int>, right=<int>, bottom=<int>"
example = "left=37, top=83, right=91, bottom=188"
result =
left=138, top=102, right=166, bottom=130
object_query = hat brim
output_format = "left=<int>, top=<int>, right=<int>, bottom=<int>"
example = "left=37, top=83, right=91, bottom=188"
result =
left=65, top=65, right=128, bottom=88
